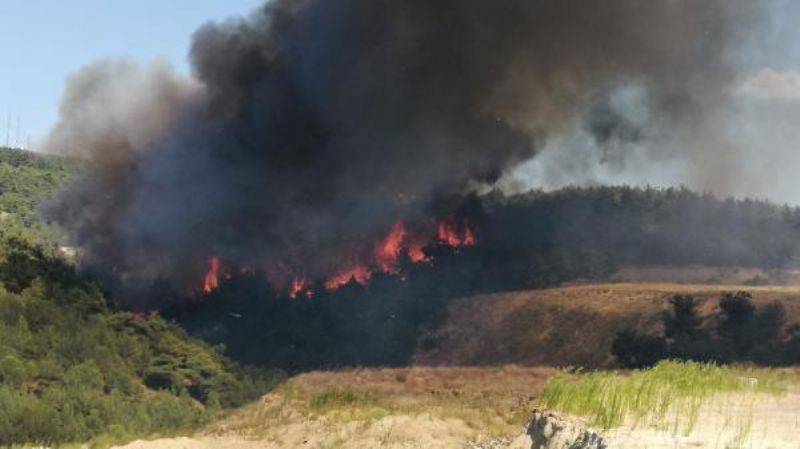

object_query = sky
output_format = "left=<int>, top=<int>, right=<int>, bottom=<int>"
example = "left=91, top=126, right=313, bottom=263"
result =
left=0, top=0, right=263, bottom=147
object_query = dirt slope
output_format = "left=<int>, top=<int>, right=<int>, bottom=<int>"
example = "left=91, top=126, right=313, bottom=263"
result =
left=414, top=283, right=800, bottom=368
left=113, top=366, right=554, bottom=449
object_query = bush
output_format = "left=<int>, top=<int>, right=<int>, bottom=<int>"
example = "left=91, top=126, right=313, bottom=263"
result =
left=611, top=329, right=667, bottom=369
left=612, top=292, right=799, bottom=367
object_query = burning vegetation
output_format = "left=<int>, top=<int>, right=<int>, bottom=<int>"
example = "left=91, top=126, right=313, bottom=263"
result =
left=43, top=0, right=764, bottom=306
left=199, top=218, right=476, bottom=297
left=34, top=0, right=793, bottom=373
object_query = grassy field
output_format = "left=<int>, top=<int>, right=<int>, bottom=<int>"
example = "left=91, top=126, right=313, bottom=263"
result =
left=415, top=282, right=800, bottom=368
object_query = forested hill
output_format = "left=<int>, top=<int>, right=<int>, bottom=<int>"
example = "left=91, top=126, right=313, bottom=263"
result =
left=0, top=146, right=81, bottom=243
left=483, top=185, right=800, bottom=272
left=0, top=148, right=284, bottom=447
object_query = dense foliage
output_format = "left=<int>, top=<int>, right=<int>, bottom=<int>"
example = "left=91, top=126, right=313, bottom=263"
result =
left=0, top=147, right=81, bottom=242
left=612, top=292, right=800, bottom=368
left=0, top=148, right=282, bottom=447
left=483, top=186, right=800, bottom=270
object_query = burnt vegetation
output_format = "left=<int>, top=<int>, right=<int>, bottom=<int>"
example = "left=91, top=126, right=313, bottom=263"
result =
left=162, top=186, right=800, bottom=372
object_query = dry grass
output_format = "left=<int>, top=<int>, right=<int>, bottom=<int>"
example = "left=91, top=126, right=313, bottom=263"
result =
left=414, top=282, right=800, bottom=368
left=206, top=366, right=554, bottom=444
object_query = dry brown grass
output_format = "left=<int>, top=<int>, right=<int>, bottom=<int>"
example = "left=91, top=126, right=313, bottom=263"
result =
left=205, top=366, right=554, bottom=445
left=414, top=282, right=800, bottom=368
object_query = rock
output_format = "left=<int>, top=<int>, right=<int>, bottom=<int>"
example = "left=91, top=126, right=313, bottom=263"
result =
left=520, top=410, right=607, bottom=449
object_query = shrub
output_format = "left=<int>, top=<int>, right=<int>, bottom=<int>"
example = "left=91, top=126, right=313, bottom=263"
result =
left=611, top=329, right=667, bottom=369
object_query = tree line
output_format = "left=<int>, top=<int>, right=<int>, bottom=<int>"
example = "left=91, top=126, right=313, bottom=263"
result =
left=612, top=292, right=800, bottom=368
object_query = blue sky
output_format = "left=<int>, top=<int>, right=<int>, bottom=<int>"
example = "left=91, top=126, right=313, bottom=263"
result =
left=0, top=0, right=263, bottom=146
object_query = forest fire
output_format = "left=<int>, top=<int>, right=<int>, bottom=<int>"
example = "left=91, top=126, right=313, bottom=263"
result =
left=437, top=220, right=476, bottom=247
left=202, top=257, right=221, bottom=294
left=324, top=264, right=373, bottom=290
left=374, top=222, right=407, bottom=272
left=199, top=218, right=477, bottom=296
left=289, top=277, right=313, bottom=299
left=407, top=240, right=430, bottom=263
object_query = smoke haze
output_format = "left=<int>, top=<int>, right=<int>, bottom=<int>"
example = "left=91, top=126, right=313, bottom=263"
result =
left=44, top=0, right=772, bottom=291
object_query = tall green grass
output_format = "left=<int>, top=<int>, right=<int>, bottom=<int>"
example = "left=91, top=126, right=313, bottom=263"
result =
left=539, top=361, right=789, bottom=433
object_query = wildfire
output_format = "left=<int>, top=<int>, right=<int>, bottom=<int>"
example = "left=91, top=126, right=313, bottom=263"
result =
left=374, top=221, right=407, bottom=272
left=198, top=218, right=477, bottom=296
left=203, top=256, right=221, bottom=293
left=437, top=220, right=476, bottom=247
left=289, top=277, right=313, bottom=299
left=324, top=264, right=373, bottom=290
left=407, top=240, right=429, bottom=263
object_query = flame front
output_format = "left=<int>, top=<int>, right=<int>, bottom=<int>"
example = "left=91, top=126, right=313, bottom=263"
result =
left=437, top=220, right=476, bottom=247
left=374, top=221, right=407, bottom=272
left=199, top=218, right=476, bottom=296
left=324, top=264, right=373, bottom=290
left=289, top=277, right=312, bottom=299
left=407, top=239, right=429, bottom=263
left=203, top=256, right=221, bottom=293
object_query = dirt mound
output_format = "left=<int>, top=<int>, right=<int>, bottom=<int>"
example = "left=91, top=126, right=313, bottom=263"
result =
left=112, top=367, right=553, bottom=449
left=414, top=283, right=800, bottom=368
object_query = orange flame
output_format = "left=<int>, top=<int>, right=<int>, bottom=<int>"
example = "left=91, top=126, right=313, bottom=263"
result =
left=374, top=221, right=407, bottom=272
left=437, top=220, right=476, bottom=247
left=203, top=256, right=221, bottom=293
left=324, top=264, right=372, bottom=290
left=407, top=239, right=430, bottom=263
left=199, top=219, right=477, bottom=296
left=289, top=277, right=312, bottom=299
left=462, top=225, right=476, bottom=246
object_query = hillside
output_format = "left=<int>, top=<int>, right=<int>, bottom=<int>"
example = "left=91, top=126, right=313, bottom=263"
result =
left=165, top=186, right=800, bottom=373
left=0, top=148, right=283, bottom=447
left=0, top=146, right=81, bottom=241
left=414, top=283, right=800, bottom=368
left=5, top=145, right=800, bottom=447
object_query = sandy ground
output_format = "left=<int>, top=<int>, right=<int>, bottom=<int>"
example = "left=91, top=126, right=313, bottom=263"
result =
left=113, top=415, right=480, bottom=449
left=601, top=393, right=800, bottom=449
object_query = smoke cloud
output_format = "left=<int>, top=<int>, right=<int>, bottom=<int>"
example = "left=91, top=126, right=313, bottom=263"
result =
left=44, top=0, right=767, bottom=291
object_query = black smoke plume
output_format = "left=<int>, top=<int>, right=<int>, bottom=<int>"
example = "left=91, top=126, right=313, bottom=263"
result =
left=44, top=0, right=765, bottom=296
